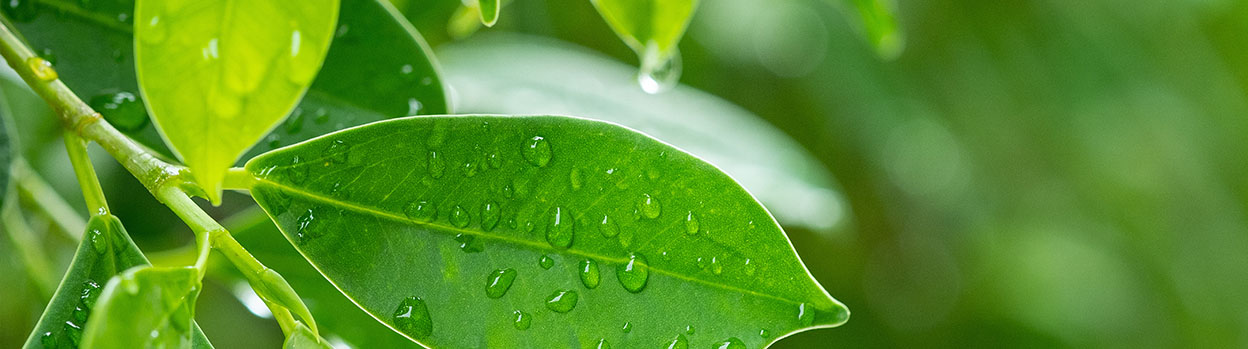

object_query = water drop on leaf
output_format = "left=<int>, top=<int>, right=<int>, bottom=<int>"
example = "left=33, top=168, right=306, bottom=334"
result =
left=665, top=334, right=689, bottom=349
left=544, top=290, right=578, bottom=313
left=450, top=205, right=471, bottom=228
left=512, top=310, right=531, bottom=330
left=404, top=200, right=436, bottom=222
left=684, top=211, right=699, bottom=235
left=616, top=253, right=649, bottom=293
left=798, top=302, right=815, bottom=326
left=392, top=296, right=433, bottom=339
left=481, top=201, right=500, bottom=231
left=522, top=136, right=552, bottom=167
left=599, top=215, right=619, bottom=238
left=539, top=255, right=554, bottom=270
left=428, top=151, right=445, bottom=178
left=545, top=207, right=574, bottom=248
left=638, top=193, right=661, bottom=219
left=712, top=337, right=746, bottom=349
left=579, top=259, right=600, bottom=289
left=485, top=268, right=517, bottom=298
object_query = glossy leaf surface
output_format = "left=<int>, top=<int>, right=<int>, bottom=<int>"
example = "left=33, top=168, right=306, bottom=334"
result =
left=80, top=265, right=202, bottom=348
left=133, top=0, right=340, bottom=201
left=245, top=115, right=848, bottom=347
left=21, top=215, right=211, bottom=348
left=438, top=35, right=848, bottom=232
left=6, top=0, right=446, bottom=166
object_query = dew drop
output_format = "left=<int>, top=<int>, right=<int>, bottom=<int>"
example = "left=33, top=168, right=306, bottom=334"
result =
left=638, top=193, right=661, bottom=219
left=488, top=151, right=502, bottom=168
left=684, top=211, right=699, bottom=235
left=545, top=207, right=574, bottom=249
left=407, top=98, right=423, bottom=115
left=393, top=296, right=433, bottom=339
left=637, top=46, right=681, bottom=94
left=450, top=205, right=471, bottom=228
left=712, top=337, right=746, bottom=349
left=595, top=339, right=611, bottom=349
left=462, top=159, right=479, bottom=177
left=579, top=259, right=600, bottom=289
left=513, top=310, right=531, bottom=330
left=501, top=184, right=514, bottom=199
left=404, top=200, right=437, bottom=222
left=616, top=253, right=649, bottom=293
left=744, top=258, right=757, bottom=276
left=685, top=325, right=695, bottom=334
left=485, top=268, right=517, bottom=298
left=622, top=321, right=633, bottom=333
left=27, top=57, right=57, bottom=81
left=40, top=331, right=55, bottom=349
left=64, top=321, right=82, bottom=346
left=598, top=215, right=619, bottom=238
left=428, top=151, right=445, bottom=179
left=665, top=334, right=689, bottom=349
left=454, top=233, right=483, bottom=253
left=544, top=290, right=578, bottom=313
left=539, top=255, right=554, bottom=269
left=711, top=256, right=724, bottom=276
left=798, top=302, right=815, bottom=326
left=88, top=228, right=106, bottom=254
left=569, top=168, right=583, bottom=190
left=481, top=201, right=500, bottom=231
left=759, top=329, right=771, bottom=338
left=522, top=136, right=552, bottom=167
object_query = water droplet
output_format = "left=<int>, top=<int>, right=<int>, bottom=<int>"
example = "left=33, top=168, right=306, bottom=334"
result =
left=622, top=321, right=633, bottom=333
left=451, top=205, right=471, bottom=228
left=27, top=57, right=57, bottom=81
left=544, top=290, right=578, bottom=313
left=798, top=302, right=815, bottom=326
left=481, top=201, right=500, bottom=231
left=393, top=296, right=433, bottom=339
left=599, top=215, right=619, bottom=238
left=40, top=331, right=55, bottom=349
left=595, top=339, right=611, bottom=349
left=455, top=233, right=483, bottom=253
left=759, top=329, right=771, bottom=338
left=428, top=151, right=445, bottom=178
left=744, top=258, right=757, bottom=276
left=545, top=207, right=574, bottom=248
left=323, top=139, right=349, bottom=164
left=485, top=268, right=517, bottom=298
left=638, top=194, right=661, bottom=219
left=696, top=257, right=709, bottom=270
left=685, top=325, right=695, bottom=335
left=88, top=90, right=148, bottom=132
left=637, top=46, right=681, bottom=94
left=579, top=259, right=600, bottom=289
left=501, top=184, right=514, bottom=199
left=684, top=211, right=699, bottom=235
left=141, top=15, right=166, bottom=44
left=64, top=321, right=83, bottom=346
left=407, top=98, right=423, bottom=115
left=711, top=256, right=724, bottom=275
left=570, top=168, right=583, bottom=190
left=616, top=253, right=649, bottom=293
left=295, top=209, right=318, bottom=244
left=712, top=337, right=746, bottom=349
left=539, top=255, right=554, bottom=269
left=513, top=310, right=531, bottom=330
left=287, top=156, right=308, bottom=184
left=522, top=136, right=551, bottom=167
left=401, top=199, right=437, bottom=222
left=462, top=159, right=479, bottom=177
left=488, top=151, right=502, bottom=168
left=665, top=334, right=689, bottom=349
left=88, top=228, right=106, bottom=253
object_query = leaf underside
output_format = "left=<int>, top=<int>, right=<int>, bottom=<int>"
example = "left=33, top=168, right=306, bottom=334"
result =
left=246, top=115, right=847, bottom=348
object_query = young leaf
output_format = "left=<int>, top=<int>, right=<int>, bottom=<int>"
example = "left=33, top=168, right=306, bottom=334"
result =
left=843, top=0, right=904, bottom=59
left=478, top=0, right=500, bottom=27
left=80, top=265, right=203, bottom=348
left=244, top=115, right=848, bottom=347
left=21, top=215, right=212, bottom=348
left=590, top=0, right=698, bottom=92
left=133, top=0, right=340, bottom=201
left=283, top=322, right=333, bottom=349
left=438, top=34, right=848, bottom=232
left=7, top=0, right=447, bottom=163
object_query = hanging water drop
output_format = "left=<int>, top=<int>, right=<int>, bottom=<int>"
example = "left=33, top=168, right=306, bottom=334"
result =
left=27, top=57, right=57, bottom=81
left=684, top=211, right=699, bottom=235
left=404, top=200, right=436, bottom=222
left=636, top=46, right=681, bottom=94
left=513, top=310, right=531, bottom=330
left=638, top=193, right=661, bottom=219
left=616, top=253, right=649, bottom=293
left=545, top=207, right=574, bottom=248
left=451, top=205, right=471, bottom=228
left=485, top=268, right=517, bottom=298
left=579, top=259, right=600, bottom=289
left=759, top=329, right=771, bottom=338
left=522, top=136, right=552, bottom=167
left=392, top=296, right=433, bottom=339
left=481, top=201, right=500, bottom=231
left=544, top=290, right=578, bottom=313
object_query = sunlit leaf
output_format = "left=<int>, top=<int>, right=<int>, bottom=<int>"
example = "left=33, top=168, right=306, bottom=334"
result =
left=133, top=0, right=340, bottom=202
left=244, top=115, right=848, bottom=347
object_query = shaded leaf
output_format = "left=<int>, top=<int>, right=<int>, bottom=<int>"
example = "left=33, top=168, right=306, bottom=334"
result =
left=438, top=34, right=849, bottom=232
left=80, top=265, right=202, bottom=348
left=133, top=0, right=340, bottom=201
left=245, top=115, right=848, bottom=347
left=21, top=215, right=211, bottom=348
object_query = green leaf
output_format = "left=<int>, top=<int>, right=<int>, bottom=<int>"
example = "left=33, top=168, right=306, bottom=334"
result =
left=244, top=115, right=848, bottom=347
left=21, top=215, right=212, bottom=348
left=282, top=322, right=333, bottom=349
left=7, top=0, right=446, bottom=166
left=80, top=265, right=202, bottom=348
left=590, top=0, right=698, bottom=92
left=843, top=0, right=904, bottom=59
left=477, top=0, right=500, bottom=27
left=438, top=34, right=849, bottom=232
left=133, top=0, right=340, bottom=202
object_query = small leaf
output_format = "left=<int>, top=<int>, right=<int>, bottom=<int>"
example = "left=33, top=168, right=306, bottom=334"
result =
left=478, top=0, right=500, bottom=27
left=80, top=266, right=202, bottom=348
left=843, top=0, right=904, bottom=59
left=245, top=115, right=848, bottom=347
left=590, top=0, right=698, bottom=92
left=133, top=0, right=340, bottom=201
left=283, top=322, right=333, bottom=349
left=21, top=215, right=212, bottom=348
left=439, top=34, right=849, bottom=231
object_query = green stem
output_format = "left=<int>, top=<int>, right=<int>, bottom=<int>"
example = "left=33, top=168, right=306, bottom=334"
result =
left=13, top=158, right=87, bottom=239
left=223, top=167, right=256, bottom=191
left=63, top=131, right=110, bottom=216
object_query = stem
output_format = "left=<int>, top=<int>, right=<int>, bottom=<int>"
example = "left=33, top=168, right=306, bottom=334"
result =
left=13, top=159, right=87, bottom=239
left=63, top=131, right=110, bottom=216
left=223, top=167, right=255, bottom=191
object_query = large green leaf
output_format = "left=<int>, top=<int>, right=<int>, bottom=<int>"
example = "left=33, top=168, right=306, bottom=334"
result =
left=438, top=34, right=849, bottom=232
left=5, top=0, right=447, bottom=174
left=133, top=0, right=340, bottom=202
left=21, top=215, right=212, bottom=348
left=590, top=0, right=698, bottom=92
left=244, top=115, right=848, bottom=347
left=80, top=265, right=202, bottom=348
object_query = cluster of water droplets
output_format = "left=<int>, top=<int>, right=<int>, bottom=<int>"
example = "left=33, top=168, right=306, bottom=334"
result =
left=41, top=279, right=102, bottom=348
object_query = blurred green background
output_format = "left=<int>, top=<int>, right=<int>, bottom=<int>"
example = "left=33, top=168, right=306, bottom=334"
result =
left=5, top=0, right=1248, bottom=347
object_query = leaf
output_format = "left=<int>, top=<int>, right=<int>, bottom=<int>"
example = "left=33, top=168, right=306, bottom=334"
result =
left=438, top=34, right=849, bottom=232
left=283, top=322, right=333, bottom=349
left=80, top=265, right=202, bottom=348
left=478, top=0, right=500, bottom=27
left=244, top=115, right=848, bottom=347
left=133, top=0, right=340, bottom=202
left=842, top=0, right=904, bottom=59
left=226, top=207, right=415, bottom=348
left=6, top=0, right=446, bottom=195
left=590, top=0, right=698, bottom=91
left=21, top=215, right=212, bottom=348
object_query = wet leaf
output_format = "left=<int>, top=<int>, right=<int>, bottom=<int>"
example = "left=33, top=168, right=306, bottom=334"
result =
left=80, top=265, right=202, bottom=348
left=244, top=115, right=848, bottom=347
